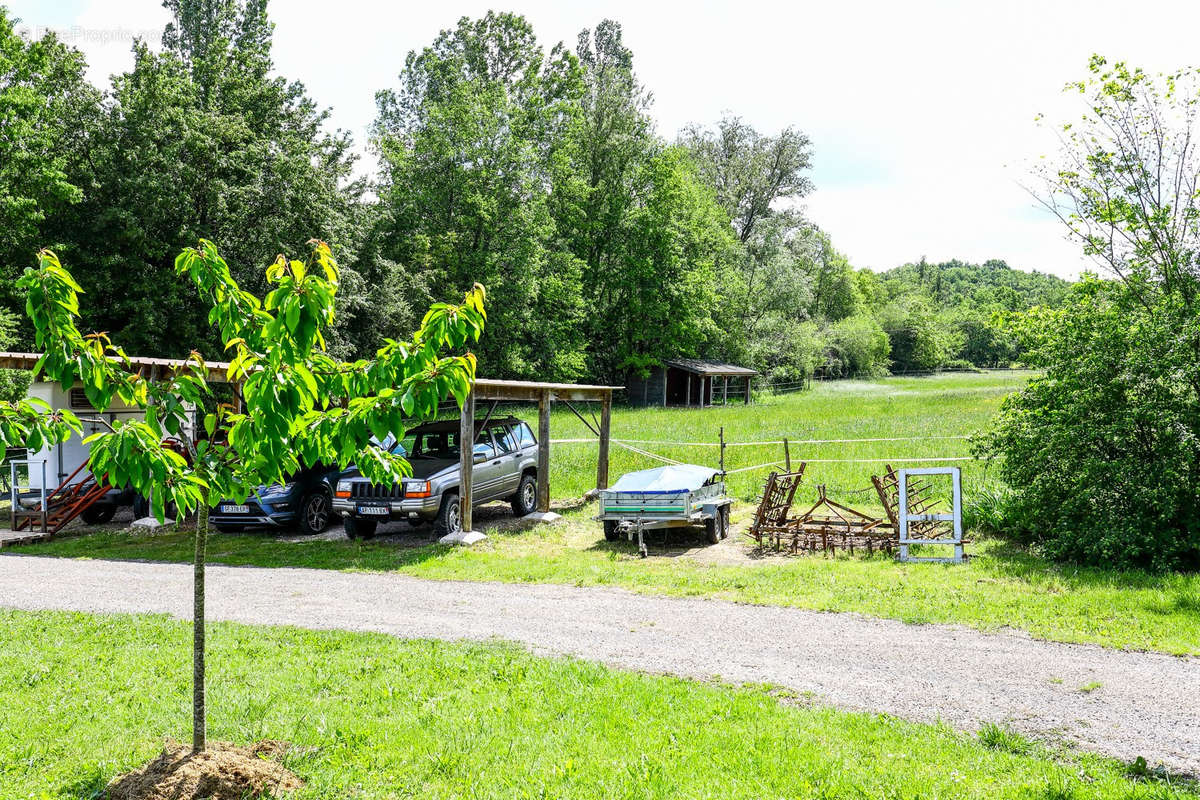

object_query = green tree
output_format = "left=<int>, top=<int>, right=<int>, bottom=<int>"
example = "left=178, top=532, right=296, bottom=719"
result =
left=0, top=240, right=486, bottom=749
left=821, top=314, right=890, bottom=377
left=983, top=57, right=1200, bottom=569
left=374, top=12, right=587, bottom=381
left=681, top=116, right=820, bottom=375
left=0, top=10, right=98, bottom=326
left=50, top=0, right=376, bottom=359
left=0, top=308, right=30, bottom=403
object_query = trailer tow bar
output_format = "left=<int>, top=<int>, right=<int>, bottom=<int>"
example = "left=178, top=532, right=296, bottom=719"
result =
left=627, top=518, right=648, bottom=558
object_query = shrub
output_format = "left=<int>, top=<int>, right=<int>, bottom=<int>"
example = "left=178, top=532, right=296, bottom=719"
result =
left=820, top=314, right=889, bottom=377
left=980, top=280, right=1200, bottom=571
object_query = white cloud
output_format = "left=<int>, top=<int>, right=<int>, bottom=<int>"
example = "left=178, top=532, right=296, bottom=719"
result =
left=11, top=0, right=1200, bottom=278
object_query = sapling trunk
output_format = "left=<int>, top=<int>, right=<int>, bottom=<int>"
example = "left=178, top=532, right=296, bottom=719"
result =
left=193, top=501, right=207, bottom=752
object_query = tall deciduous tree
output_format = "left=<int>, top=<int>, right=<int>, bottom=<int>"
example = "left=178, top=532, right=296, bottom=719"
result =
left=0, top=239, right=485, bottom=750
left=48, top=0, right=385, bottom=359
left=374, top=12, right=587, bottom=381
left=559, top=21, right=735, bottom=381
left=0, top=10, right=98, bottom=326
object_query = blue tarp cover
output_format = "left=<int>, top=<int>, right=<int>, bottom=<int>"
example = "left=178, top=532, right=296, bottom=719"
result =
left=609, top=464, right=719, bottom=493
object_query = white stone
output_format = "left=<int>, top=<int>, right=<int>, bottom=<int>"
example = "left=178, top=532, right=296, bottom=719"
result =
left=130, top=516, right=170, bottom=530
left=524, top=511, right=563, bottom=524
left=438, top=530, right=488, bottom=546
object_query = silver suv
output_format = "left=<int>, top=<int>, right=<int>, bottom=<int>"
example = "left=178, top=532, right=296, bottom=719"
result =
left=332, top=416, right=539, bottom=539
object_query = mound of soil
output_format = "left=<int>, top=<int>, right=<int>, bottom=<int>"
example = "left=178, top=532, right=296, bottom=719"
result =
left=107, top=740, right=303, bottom=800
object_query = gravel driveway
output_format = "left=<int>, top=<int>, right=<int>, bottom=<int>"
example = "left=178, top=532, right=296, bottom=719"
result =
left=1, top=555, right=1196, bottom=774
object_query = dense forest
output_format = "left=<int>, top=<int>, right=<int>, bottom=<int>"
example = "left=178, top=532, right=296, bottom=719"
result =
left=0, top=2, right=1071, bottom=390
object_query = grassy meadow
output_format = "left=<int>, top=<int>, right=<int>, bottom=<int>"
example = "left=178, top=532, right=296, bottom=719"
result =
left=547, top=370, right=1024, bottom=502
left=2, top=609, right=1193, bottom=800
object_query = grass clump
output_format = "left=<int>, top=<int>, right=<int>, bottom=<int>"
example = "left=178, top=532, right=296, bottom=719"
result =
left=979, top=722, right=1033, bottom=755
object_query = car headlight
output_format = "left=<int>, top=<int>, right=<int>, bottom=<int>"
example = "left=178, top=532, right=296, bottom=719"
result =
left=336, top=480, right=352, bottom=498
left=405, top=480, right=432, bottom=498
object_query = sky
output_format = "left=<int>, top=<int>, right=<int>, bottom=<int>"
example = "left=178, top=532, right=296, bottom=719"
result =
left=10, top=0, right=1200, bottom=279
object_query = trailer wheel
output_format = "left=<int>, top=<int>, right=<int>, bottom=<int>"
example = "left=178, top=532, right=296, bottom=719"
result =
left=603, top=520, right=620, bottom=541
left=705, top=515, right=721, bottom=544
left=720, top=505, right=731, bottom=539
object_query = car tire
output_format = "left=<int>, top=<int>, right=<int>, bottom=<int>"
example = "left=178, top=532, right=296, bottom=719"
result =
left=295, top=490, right=331, bottom=535
left=344, top=516, right=377, bottom=540
left=510, top=473, right=537, bottom=517
left=81, top=504, right=116, bottom=525
left=435, top=492, right=462, bottom=537
left=133, top=495, right=176, bottom=521
left=603, top=519, right=620, bottom=541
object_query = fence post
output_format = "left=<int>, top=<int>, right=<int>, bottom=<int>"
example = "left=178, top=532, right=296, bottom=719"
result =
left=783, top=437, right=791, bottom=472
left=719, top=426, right=726, bottom=477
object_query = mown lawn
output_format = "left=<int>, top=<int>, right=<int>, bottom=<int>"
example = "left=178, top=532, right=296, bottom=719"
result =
left=1, top=609, right=1192, bottom=799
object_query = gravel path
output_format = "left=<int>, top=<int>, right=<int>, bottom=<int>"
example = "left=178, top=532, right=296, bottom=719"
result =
left=1, top=554, right=1196, bottom=774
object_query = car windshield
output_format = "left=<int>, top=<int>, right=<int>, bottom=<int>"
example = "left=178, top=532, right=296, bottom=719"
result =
left=409, top=430, right=459, bottom=459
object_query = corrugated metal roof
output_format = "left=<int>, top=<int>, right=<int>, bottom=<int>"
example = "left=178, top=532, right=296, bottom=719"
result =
left=665, top=359, right=758, bottom=377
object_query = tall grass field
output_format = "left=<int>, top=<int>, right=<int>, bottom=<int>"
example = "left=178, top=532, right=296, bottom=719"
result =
left=546, top=370, right=1024, bottom=502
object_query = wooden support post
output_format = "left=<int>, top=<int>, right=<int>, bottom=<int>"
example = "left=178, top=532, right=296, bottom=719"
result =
left=537, top=389, right=551, bottom=512
left=723, top=376, right=728, bottom=405
left=685, top=374, right=691, bottom=407
left=459, top=388, right=475, bottom=533
left=597, top=392, right=612, bottom=491
left=783, top=437, right=791, bottom=472
left=745, top=377, right=752, bottom=405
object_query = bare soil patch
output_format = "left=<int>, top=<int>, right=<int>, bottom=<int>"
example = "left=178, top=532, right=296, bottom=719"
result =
left=106, top=740, right=301, bottom=800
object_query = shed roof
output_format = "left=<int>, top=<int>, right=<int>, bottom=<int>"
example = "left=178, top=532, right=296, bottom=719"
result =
left=0, top=351, right=235, bottom=383
left=665, top=358, right=758, bottom=377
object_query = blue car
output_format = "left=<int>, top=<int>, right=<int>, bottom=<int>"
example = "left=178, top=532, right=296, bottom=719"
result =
left=210, top=463, right=340, bottom=534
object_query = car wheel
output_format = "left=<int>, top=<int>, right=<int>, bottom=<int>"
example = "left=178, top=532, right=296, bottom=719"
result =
left=603, top=519, right=620, bottom=541
left=511, top=473, right=537, bottom=517
left=296, top=490, right=331, bottom=535
left=344, top=516, right=377, bottom=540
left=435, top=492, right=462, bottom=536
left=81, top=504, right=116, bottom=525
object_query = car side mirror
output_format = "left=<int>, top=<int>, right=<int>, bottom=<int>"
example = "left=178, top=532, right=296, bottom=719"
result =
left=473, top=452, right=488, bottom=464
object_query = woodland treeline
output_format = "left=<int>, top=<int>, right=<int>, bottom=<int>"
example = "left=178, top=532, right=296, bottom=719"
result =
left=0, top=2, right=1069, bottom=386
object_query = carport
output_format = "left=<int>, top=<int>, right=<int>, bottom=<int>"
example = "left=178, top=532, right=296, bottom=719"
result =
left=1, top=351, right=619, bottom=538
left=459, top=379, right=619, bottom=534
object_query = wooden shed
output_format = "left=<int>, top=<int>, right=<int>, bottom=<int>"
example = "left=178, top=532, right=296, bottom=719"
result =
left=626, top=359, right=757, bottom=407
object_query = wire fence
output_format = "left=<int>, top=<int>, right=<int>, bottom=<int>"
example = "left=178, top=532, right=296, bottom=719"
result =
left=553, top=432, right=978, bottom=475
left=760, top=367, right=1030, bottom=395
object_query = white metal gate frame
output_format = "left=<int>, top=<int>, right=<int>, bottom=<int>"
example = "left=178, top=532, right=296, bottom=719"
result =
left=897, top=466, right=964, bottom=563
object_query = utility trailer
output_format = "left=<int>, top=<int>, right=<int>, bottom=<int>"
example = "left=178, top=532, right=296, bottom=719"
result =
left=597, top=464, right=732, bottom=556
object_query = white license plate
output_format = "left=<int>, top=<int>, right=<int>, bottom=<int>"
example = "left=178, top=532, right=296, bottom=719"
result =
left=220, top=504, right=249, bottom=514
left=358, top=506, right=390, bottom=516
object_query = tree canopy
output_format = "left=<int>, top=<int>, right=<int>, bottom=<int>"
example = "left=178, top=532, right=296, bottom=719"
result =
left=0, top=2, right=1074, bottom=390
